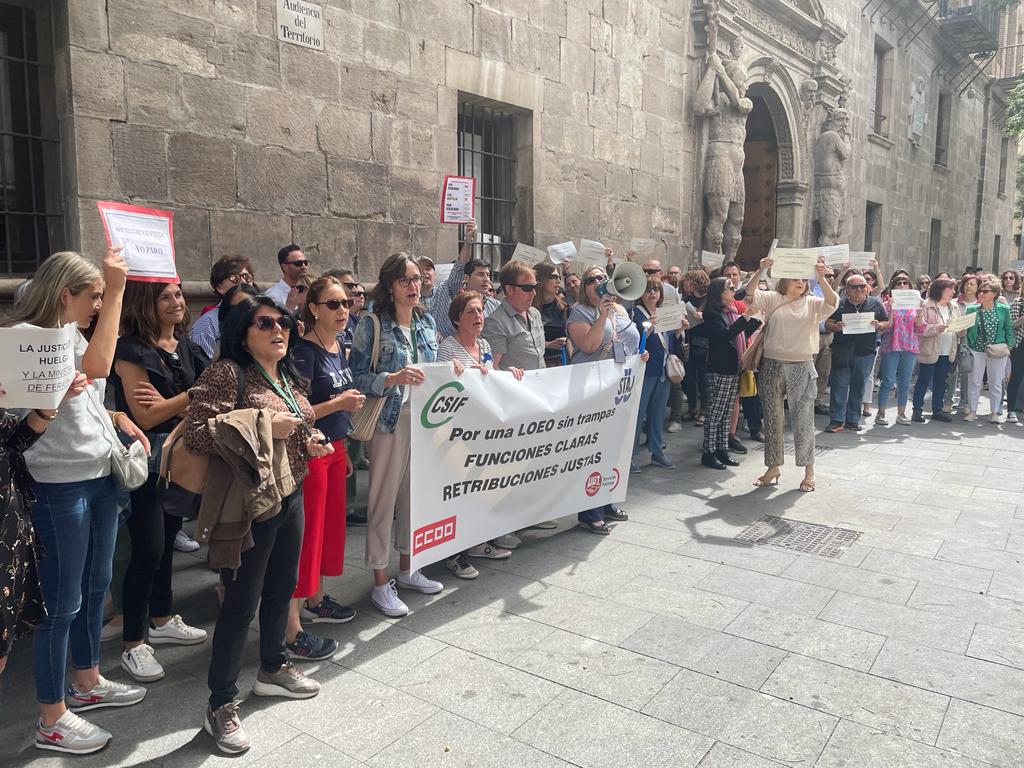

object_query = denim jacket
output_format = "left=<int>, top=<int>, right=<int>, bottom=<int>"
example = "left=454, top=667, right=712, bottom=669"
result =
left=350, top=311, right=439, bottom=433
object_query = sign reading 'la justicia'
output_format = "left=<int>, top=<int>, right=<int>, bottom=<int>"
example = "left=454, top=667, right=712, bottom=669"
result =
left=276, top=0, right=324, bottom=51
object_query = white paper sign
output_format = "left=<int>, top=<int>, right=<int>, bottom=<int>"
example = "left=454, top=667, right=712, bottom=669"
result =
left=849, top=251, right=875, bottom=270
left=0, top=324, right=77, bottom=409
left=818, top=244, right=850, bottom=266
left=766, top=239, right=779, bottom=259
left=433, top=262, right=456, bottom=287
left=700, top=251, right=725, bottom=270
left=512, top=243, right=548, bottom=267
left=948, top=313, right=977, bottom=332
left=409, top=357, right=643, bottom=570
left=578, top=239, right=606, bottom=266
left=652, top=303, right=686, bottom=333
left=276, top=0, right=324, bottom=51
left=890, top=289, right=922, bottom=311
left=841, top=313, right=876, bottom=334
left=547, top=241, right=577, bottom=265
left=440, top=175, right=475, bottom=224
left=771, top=248, right=818, bottom=279
left=97, top=201, right=177, bottom=282
left=630, top=238, right=657, bottom=257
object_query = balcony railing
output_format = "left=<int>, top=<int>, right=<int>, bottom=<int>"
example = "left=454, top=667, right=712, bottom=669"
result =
left=936, top=0, right=1001, bottom=53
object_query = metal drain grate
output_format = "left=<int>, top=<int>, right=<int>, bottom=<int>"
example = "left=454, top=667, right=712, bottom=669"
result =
left=735, top=516, right=861, bottom=559
left=783, top=441, right=833, bottom=458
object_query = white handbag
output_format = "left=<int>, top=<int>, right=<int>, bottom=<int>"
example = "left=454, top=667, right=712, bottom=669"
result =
left=87, top=388, right=149, bottom=491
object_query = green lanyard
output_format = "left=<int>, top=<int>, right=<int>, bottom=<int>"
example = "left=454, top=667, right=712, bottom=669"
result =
left=407, top=321, right=418, bottom=364
left=254, top=363, right=302, bottom=418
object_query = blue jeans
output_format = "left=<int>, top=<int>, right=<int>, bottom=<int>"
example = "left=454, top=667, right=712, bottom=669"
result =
left=829, top=354, right=875, bottom=426
left=31, top=476, right=119, bottom=703
left=878, top=351, right=918, bottom=411
left=633, top=374, right=671, bottom=459
left=913, top=356, right=952, bottom=413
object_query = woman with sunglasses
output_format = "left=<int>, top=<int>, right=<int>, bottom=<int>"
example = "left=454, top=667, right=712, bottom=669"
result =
left=631, top=279, right=676, bottom=472
left=567, top=266, right=648, bottom=534
left=913, top=277, right=961, bottom=423
left=963, top=279, right=1014, bottom=423
left=874, top=273, right=927, bottom=426
left=1001, top=270, right=1022, bottom=304
left=282, top=277, right=366, bottom=656
left=350, top=253, right=441, bottom=617
left=917, top=274, right=932, bottom=298
left=109, top=281, right=210, bottom=685
left=533, top=262, right=570, bottom=367
left=185, top=296, right=333, bottom=753
left=191, top=257, right=256, bottom=358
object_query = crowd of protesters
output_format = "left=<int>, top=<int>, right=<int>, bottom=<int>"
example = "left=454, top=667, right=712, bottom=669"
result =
left=1, top=227, right=1022, bottom=756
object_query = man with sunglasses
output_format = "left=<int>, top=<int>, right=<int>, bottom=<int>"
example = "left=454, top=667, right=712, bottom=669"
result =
left=823, top=275, right=889, bottom=433
left=483, top=259, right=547, bottom=372
left=265, top=244, right=310, bottom=308
left=190, top=256, right=256, bottom=357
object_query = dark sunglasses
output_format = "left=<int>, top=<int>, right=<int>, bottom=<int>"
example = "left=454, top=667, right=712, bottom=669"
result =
left=315, top=298, right=354, bottom=310
left=352, top=291, right=366, bottom=297
left=293, top=284, right=308, bottom=294
left=584, top=275, right=608, bottom=285
left=512, top=283, right=539, bottom=292
left=894, top=280, right=911, bottom=286
left=228, top=272, right=254, bottom=285
left=643, top=268, right=661, bottom=275
left=343, top=282, right=358, bottom=289
left=978, top=288, right=994, bottom=294
left=285, top=259, right=309, bottom=268
left=251, top=315, right=295, bottom=332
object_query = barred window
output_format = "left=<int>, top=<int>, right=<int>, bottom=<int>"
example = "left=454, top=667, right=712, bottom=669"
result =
left=0, top=1, right=61, bottom=276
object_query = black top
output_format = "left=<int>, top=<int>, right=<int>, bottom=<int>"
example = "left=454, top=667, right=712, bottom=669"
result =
left=701, top=308, right=751, bottom=375
left=111, top=335, right=209, bottom=434
left=632, top=305, right=668, bottom=379
left=293, top=337, right=355, bottom=443
left=540, top=300, right=568, bottom=366
left=829, top=296, right=888, bottom=357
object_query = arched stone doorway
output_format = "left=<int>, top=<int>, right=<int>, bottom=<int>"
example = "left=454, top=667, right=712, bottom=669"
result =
left=737, top=93, right=779, bottom=271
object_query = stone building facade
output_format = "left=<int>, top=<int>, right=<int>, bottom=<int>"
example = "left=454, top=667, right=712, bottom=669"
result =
left=2, top=0, right=1016, bottom=297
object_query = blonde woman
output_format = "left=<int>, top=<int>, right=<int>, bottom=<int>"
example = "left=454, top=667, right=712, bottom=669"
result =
left=11, top=250, right=151, bottom=754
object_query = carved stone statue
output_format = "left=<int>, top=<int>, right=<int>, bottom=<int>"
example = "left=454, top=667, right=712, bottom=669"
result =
left=695, top=38, right=753, bottom=259
left=813, top=108, right=851, bottom=247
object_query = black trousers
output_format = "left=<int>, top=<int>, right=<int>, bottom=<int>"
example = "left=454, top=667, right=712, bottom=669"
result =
left=1006, top=343, right=1024, bottom=413
left=208, top=489, right=303, bottom=710
left=122, top=473, right=182, bottom=642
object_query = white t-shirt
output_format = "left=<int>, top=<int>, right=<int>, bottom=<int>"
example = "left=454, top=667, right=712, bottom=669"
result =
left=936, top=304, right=954, bottom=357
left=398, top=324, right=412, bottom=404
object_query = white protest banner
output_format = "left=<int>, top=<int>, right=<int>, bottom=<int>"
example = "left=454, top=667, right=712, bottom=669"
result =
left=849, top=251, right=875, bottom=270
left=948, top=313, right=977, bottom=332
left=440, top=175, right=475, bottom=224
left=409, top=358, right=644, bottom=570
left=578, top=239, right=606, bottom=266
left=841, top=313, right=875, bottom=334
left=818, top=244, right=850, bottom=266
left=700, top=251, right=724, bottom=270
left=629, top=238, right=657, bottom=257
left=97, top=201, right=177, bottom=282
left=0, top=324, right=77, bottom=409
left=433, top=262, right=457, bottom=287
left=890, top=289, right=922, bottom=311
left=771, top=248, right=818, bottom=279
left=547, top=241, right=577, bottom=265
left=512, top=243, right=548, bottom=267
left=652, top=303, right=686, bottom=333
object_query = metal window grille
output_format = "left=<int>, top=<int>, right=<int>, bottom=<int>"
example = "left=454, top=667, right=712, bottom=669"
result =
left=457, top=101, right=517, bottom=272
left=0, top=1, right=61, bottom=276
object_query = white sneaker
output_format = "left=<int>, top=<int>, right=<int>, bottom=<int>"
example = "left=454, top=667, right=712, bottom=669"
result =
left=121, top=644, right=165, bottom=682
left=371, top=580, right=409, bottom=617
left=36, top=710, right=111, bottom=754
left=493, top=533, right=521, bottom=550
left=895, top=414, right=911, bottom=425
left=666, top=421, right=682, bottom=433
left=397, top=569, right=444, bottom=594
left=445, top=553, right=479, bottom=580
left=173, top=529, right=201, bottom=553
left=1008, top=411, right=1019, bottom=424
left=964, top=411, right=976, bottom=422
left=148, top=615, right=207, bottom=646
left=100, top=620, right=122, bottom=643
left=990, top=411, right=1004, bottom=424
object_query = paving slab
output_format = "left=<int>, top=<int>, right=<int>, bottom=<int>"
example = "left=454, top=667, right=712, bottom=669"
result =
left=780, top=556, right=918, bottom=605
left=817, top=720, right=989, bottom=768
left=935, top=699, right=1024, bottom=767
left=692, top=564, right=835, bottom=617
left=965, top=623, right=1024, bottom=669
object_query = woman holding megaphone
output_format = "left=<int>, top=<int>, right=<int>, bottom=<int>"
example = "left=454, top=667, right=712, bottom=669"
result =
left=567, top=265, right=649, bottom=535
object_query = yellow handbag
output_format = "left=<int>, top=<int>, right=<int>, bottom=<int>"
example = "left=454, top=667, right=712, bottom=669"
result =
left=738, top=369, right=757, bottom=398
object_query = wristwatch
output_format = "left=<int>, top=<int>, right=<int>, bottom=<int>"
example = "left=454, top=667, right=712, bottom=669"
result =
left=33, top=408, right=58, bottom=421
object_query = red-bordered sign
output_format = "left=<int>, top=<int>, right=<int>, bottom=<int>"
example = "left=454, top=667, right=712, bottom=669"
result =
left=96, top=201, right=178, bottom=283
left=439, top=175, right=475, bottom=225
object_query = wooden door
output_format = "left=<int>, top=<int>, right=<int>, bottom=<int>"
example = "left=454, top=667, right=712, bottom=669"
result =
left=737, top=140, right=777, bottom=272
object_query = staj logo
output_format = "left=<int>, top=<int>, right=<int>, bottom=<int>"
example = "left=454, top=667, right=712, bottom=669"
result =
left=412, top=516, right=457, bottom=554
left=614, top=367, right=635, bottom=406
left=420, top=381, right=469, bottom=429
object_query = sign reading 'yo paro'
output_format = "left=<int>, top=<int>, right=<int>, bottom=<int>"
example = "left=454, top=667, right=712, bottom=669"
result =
left=276, top=0, right=324, bottom=51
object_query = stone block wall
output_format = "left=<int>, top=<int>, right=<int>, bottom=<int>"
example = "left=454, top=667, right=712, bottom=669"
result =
left=61, top=0, right=692, bottom=291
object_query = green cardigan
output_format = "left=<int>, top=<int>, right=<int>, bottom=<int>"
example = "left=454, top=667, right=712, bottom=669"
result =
left=964, top=302, right=1014, bottom=351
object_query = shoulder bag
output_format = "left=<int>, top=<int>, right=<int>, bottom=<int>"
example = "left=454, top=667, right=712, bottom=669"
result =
left=741, top=296, right=797, bottom=372
left=349, top=313, right=388, bottom=441
left=979, top=310, right=1010, bottom=359
left=666, top=353, right=685, bottom=384
left=86, top=387, right=148, bottom=491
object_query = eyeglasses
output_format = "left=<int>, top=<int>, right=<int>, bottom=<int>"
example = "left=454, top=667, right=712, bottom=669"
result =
left=643, top=268, right=662, bottom=275
left=353, top=291, right=366, bottom=298
left=293, top=284, right=307, bottom=294
left=285, top=259, right=309, bottom=268
left=251, top=315, right=295, bottom=332
left=397, top=275, right=424, bottom=287
left=315, top=298, right=354, bottom=310
left=894, top=281, right=911, bottom=287
left=584, top=275, right=608, bottom=285
left=512, top=283, right=539, bottom=292
left=228, top=272, right=254, bottom=285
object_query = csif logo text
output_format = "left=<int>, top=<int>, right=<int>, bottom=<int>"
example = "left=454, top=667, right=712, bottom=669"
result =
left=420, top=381, right=469, bottom=429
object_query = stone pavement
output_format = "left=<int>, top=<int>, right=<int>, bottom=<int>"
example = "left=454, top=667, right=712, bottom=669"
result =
left=2, top=407, right=1023, bottom=767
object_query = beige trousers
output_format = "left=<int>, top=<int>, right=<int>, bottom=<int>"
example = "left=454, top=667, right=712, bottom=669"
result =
left=365, top=404, right=412, bottom=570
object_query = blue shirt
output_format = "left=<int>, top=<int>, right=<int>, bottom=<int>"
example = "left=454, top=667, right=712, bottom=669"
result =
left=292, top=338, right=355, bottom=443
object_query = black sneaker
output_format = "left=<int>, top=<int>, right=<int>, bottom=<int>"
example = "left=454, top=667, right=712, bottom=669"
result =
left=932, top=412, right=953, bottom=423
left=346, top=512, right=367, bottom=526
left=911, top=410, right=927, bottom=423
left=286, top=631, right=338, bottom=661
left=843, top=422, right=863, bottom=432
left=300, top=595, right=355, bottom=624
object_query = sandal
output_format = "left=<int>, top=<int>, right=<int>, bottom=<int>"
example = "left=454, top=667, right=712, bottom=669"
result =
left=799, top=479, right=816, bottom=493
left=580, top=520, right=611, bottom=535
left=753, top=470, right=781, bottom=487
left=694, top=416, right=706, bottom=426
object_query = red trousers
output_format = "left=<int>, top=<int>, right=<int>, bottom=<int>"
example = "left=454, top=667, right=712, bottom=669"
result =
left=293, top=440, right=347, bottom=598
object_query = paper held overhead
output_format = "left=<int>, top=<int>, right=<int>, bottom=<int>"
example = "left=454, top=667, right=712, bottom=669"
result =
left=440, top=175, right=475, bottom=224
left=96, top=201, right=177, bottom=283
left=546, top=241, right=577, bottom=265
left=0, top=323, right=78, bottom=409
left=577, top=239, right=606, bottom=266
left=700, top=251, right=724, bottom=270
left=629, top=238, right=658, bottom=257
left=771, top=248, right=818, bottom=279
left=511, top=243, right=548, bottom=267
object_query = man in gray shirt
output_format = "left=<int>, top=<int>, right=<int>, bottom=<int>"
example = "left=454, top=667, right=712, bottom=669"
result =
left=483, top=260, right=546, bottom=371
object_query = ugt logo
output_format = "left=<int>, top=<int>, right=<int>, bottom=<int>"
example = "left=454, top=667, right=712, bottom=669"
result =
left=420, top=381, right=468, bottom=429
left=615, top=367, right=635, bottom=405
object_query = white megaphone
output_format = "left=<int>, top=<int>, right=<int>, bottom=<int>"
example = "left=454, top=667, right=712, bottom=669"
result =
left=596, top=261, right=647, bottom=302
